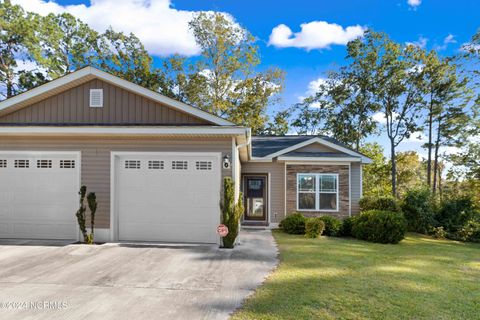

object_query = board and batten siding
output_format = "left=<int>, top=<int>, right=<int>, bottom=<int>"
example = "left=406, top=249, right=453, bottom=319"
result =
left=350, top=162, right=361, bottom=215
left=0, top=136, right=232, bottom=229
left=0, top=79, right=209, bottom=125
left=240, top=160, right=285, bottom=224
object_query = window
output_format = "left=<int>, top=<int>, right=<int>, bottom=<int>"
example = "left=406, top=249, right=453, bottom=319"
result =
left=89, top=89, right=103, bottom=107
left=14, top=159, right=29, bottom=168
left=60, top=160, right=75, bottom=169
left=172, top=161, right=188, bottom=170
left=195, top=161, right=212, bottom=170
left=125, top=160, right=140, bottom=169
left=148, top=160, right=164, bottom=169
left=0, top=160, right=6, bottom=168
left=37, top=160, right=52, bottom=168
left=297, top=173, right=338, bottom=211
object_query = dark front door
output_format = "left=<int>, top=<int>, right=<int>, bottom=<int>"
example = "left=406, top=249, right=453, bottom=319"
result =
left=243, top=176, right=267, bottom=221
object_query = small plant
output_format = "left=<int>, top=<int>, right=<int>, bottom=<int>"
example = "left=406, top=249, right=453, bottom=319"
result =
left=220, top=177, right=244, bottom=248
left=279, top=213, right=306, bottom=234
left=431, top=226, right=447, bottom=239
left=339, top=216, right=356, bottom=237
left=351, top=210, right=407, bottom=244
left=304, top=218, right=325, bottom=238
left=75, top=186, right=97, bottom=244
left=401, top=188, right=436, bottom=234
left=359, top=196, right=401, bottom=213
left=318, top=215, right=342, bottom=236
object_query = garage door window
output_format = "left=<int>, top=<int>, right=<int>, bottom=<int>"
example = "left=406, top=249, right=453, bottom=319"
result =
left=37, top=160, right=52, bottom=168
left=14, top=159, right=29, bottom=168
left=196, top=161, right=212, bottom=170
left=172, top=161, right=188, bottom=170
left=0, top=160, right=6, bottom=168
left=125, top=160, right=141, bottom=169
left=60, top=160, right=76, bottom=169
left=148, top=160, right=164, bottom=169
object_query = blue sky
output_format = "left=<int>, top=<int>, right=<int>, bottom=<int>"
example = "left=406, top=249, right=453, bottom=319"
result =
left=14, top=0, right=480, bottom=159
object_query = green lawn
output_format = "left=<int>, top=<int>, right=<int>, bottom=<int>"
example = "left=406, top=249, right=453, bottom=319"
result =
left=233, top=231, right=480, bottom=320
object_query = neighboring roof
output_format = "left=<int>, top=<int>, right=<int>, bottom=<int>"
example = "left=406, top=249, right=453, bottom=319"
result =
left=251, top=135, right=372, bottom=163
left=0, top=66, right=234, bottom=126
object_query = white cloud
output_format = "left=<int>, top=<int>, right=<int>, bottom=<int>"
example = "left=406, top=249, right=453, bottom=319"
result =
left=268, top=21, right=365, bottom=50
left=406, top=131, right=428, bottom=143
left=406, top=36, right=428, bottom=49
left=435, top=34, right=457, bottom=51
left=407, top=0, right=422, bottom=8
left=12, top=0, right=206, bottom=56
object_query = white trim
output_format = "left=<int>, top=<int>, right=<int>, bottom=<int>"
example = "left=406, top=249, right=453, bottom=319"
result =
left=0, top=126, right=248, bottom=136
left=349, top=163, right=352, bottom=217
left=284, top=162, right=287, bottom=218
left=249, top=157, right=273, bottom=162
left=241, top=173, right=269, bottom=223
left=360, top=164, right=363, bottom=197
left=268, top=172, right=271, bottom=224
left=110, top=151, right=222, bottom=242
left=278, top=156, right=361, bottom=162
left=296, top=173, right=339, bottom=212
left=284, top=161, right=352, bottom=166
left=261, top=137, right=372, bottom=163
left=0, top=67, right=233, bottom=126
left=89, top=89, right=103, bottom=108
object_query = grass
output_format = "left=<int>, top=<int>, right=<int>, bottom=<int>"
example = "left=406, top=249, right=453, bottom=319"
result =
left=232, top=231, right=480, bottom=320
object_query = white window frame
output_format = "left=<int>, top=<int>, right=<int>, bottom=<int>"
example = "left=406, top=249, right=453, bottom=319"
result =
left=297, top=173, right=339, bottom=212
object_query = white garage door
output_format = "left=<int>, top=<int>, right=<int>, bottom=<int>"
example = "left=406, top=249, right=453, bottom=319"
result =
left=115, top=153, right=221, bottom=244
left=0, top=152, right=80, bottom=240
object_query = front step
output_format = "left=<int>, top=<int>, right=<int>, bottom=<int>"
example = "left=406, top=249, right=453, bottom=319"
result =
left=241, top=221, right=269, bottom=227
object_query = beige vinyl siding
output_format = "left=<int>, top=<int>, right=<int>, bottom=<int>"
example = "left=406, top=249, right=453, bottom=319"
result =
left=0, top=136, right=232, bottom=228
left=350, top=162, right=361, bottom=215
left=296, top=143, right=339, bottom=153
left=0, top=79, right=209, bottom=125
left=241, top=160, right=285, bottom=223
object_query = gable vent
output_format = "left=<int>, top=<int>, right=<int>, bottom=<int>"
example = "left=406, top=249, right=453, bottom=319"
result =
left=89, top=89, right=103, bottom=107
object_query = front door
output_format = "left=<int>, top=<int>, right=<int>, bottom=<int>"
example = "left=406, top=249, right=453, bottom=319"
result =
left=243, top=175, right=267, bottom=221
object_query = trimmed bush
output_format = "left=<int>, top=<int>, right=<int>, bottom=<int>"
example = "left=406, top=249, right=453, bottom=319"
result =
left=339, top=216, right=355, bottom=237
left=435, top=197, right=479, bottom=234
left=221, top=177, right=244, bottom=248
left=318, top=215, right=342, bottom=236
left=351, top=210, right=407, bottom=244
left=280, top=213, right=306, bottom=234
left=401, top=188, right=436, bottom=234
left=75, top=185, right=97, bottom=244
left=359, top=196, right=400, bottom=213
left=304, top=218, right=325, bottom=238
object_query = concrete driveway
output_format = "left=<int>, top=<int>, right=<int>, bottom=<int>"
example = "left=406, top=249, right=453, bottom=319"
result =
left=0, top=229, right=277, bottom=320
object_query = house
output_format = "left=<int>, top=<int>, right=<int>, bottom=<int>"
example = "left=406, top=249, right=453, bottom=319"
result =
left=0, top=67, right=371, bottom=244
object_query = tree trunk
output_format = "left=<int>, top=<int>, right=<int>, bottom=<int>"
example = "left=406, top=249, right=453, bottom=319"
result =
left=438, top=164, right=443, bottom=199
left=390, top=140, right=397, bottom=197
left=427, top=101, right=433, bottom=186
left=432, top=120, right=441, bottom=194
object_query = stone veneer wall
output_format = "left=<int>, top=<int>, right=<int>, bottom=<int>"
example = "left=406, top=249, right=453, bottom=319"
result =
left=286, top=164, right=350, bottom=219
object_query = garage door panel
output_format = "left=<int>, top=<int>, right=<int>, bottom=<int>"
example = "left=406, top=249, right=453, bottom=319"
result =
left=0, top=152, right=79, bottom=240
left=116, top=153, right=221, bottom=243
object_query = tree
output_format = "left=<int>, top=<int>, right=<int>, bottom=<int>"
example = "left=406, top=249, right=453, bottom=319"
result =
left=290, top=95, right=330, bottom=135
left=360, top=142, right=391, bottom=196
left=419, top=51, right=471, bottom=192
left=36, top=12, right=99, bottom=77
left=0, top=1, right=44, bottom=99
left=395, top=151, right=426, bottom=195
left=262, top=109, right=290, bottom=135
left=97, top=28, right=166, bottom=91
left=368, top=31, right=424, bottom=196
left=186, top=12, right=284, bottom=133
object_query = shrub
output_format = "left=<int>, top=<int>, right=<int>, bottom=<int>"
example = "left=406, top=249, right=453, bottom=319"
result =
left=339, top=216, right=356, bottom=237
left=280, top=213, right=306, bottom=234
left=75, top=186, right=97, bottom=244
left=435, top=196, right=479, bottom=234
left=431, top=226, right=447, bottom=239
left=401, top=188, right=436, bottom=234
left=455, top=220, right=480, bottom=243
left=221, top=177, right=244, bottom=248
left=351, top=210, right=407, bottom=244
left=318, top=215, right=342, bottom=236
left=359, top=196, right=400, bottom=213
left=304, top=218, right=325, bottom=238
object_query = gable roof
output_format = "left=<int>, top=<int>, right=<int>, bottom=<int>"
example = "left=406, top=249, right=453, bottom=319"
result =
left=0, top=66, right=234, bottom=126
left=251, top=135, right=372, bottom=163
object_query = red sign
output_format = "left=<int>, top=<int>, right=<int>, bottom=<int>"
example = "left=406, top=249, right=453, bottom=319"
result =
left=217, top=224, right=229, bottom=237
